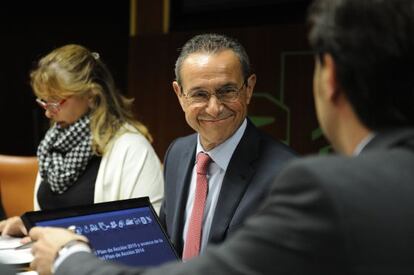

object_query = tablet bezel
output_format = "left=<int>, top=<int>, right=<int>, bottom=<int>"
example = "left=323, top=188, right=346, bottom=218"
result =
left=21, top=197, right=179, bottom=261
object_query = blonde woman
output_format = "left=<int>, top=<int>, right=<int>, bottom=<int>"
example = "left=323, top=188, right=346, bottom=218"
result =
left=0, top=44, right=163, bottom=236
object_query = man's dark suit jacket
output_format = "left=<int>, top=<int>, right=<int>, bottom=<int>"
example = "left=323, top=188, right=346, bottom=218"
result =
left=159, top=119, right=296, bottom=256
left=57, top=128, right=414, bottom=275
left=0, top=263, right=15, bottom=275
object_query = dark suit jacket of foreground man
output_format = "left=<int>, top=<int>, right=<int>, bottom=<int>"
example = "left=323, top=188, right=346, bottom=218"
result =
left=0, top=263, right=14, bottom=275
left=56, top=128, right=414, bottom=275
left=159, top=119, right=296, bottom=255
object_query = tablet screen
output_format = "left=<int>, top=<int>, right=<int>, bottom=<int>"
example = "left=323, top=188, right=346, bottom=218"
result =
left=22, top=198, right=178, bottom=267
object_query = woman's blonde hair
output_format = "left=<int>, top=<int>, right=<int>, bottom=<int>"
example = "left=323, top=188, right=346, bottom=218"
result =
left=30, top=44, right=152, bottom=155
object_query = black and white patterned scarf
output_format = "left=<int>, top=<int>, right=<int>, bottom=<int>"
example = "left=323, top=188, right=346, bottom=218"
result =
left=37, top=115, right=94, bottom=194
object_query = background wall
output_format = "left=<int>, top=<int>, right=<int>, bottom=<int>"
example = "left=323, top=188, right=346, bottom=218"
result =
left=0, top=1, right=129, bottom=155
left=0, top=0, right=328, bottom=160
left=128, top=0, right=329, bottom=159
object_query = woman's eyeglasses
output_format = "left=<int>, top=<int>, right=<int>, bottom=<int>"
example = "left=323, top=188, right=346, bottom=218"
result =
left=36, top=98, right=66, bottom=113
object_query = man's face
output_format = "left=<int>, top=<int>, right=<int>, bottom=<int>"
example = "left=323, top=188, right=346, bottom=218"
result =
left=313, top=54, right=337, bottom=149
left=313, top=58, right=326, bottom=133
left=173, top=50, right=256, bottom=150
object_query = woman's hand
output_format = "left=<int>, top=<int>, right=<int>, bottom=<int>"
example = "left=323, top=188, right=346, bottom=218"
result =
left=0, top=216, right=27, bottom=237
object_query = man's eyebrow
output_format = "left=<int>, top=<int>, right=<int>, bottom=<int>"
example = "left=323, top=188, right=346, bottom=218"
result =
left=187, top=86, right=205, bottom=92
left=187, top=82, right=239, bottom=92
left=218, top=83, right=239, bottom=89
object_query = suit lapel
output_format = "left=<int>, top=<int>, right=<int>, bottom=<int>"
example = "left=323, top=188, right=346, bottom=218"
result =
left=171, top=136, right=196, bottom=254
left=208, top=121, right=260, bottom=243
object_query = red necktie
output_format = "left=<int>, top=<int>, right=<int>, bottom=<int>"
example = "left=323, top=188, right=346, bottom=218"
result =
left=182, top=152, right=212, bottom=260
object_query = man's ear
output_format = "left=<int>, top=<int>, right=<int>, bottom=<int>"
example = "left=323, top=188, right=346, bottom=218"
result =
left=245, top=74, right=256, bottom=105
left=172, top=81, right=185, bottom=111
left=322, top=54, right=341, bottom=102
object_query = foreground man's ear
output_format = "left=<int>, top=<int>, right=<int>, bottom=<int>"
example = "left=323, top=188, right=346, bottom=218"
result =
left=322, top=53, right=341, bottom=102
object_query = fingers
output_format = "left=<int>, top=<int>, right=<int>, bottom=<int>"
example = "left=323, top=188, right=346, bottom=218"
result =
left=30, top=226, right=85, bottom=275
left=20, top=221, right=28, bottom=235
left=29, top=226, right=86, bottom=247
left=29, top=226, right=64, bottom=241
left=30, top=227, right=62, bottom=275
left=0, top=219, right=6, bottom=234
left=0, top=216, right=26, bottom=237
left=21, top=236, right=32, bottom=244
left=78, top=234, right=89, bottom=243
left=28, top=226, right=42, bottom=241
left=30, top=251, right=53, bottom=275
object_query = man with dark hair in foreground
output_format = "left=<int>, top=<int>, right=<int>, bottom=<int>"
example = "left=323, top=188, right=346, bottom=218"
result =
left=29, top=0, right=414, bottom=274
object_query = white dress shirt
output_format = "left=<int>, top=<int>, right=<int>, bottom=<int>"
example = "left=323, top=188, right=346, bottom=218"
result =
left=353, top=133, right=376, bottom=156
left=182, top=119, right=247, bottom=254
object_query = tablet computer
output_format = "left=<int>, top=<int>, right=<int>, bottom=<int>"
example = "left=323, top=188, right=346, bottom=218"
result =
left=21, top=197, right=179, bottom=267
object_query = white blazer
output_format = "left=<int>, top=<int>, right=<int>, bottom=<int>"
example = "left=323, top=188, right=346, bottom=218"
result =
left=33, top=124, right=164, bottom=214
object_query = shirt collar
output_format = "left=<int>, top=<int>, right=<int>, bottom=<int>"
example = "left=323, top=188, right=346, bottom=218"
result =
left=353, top=132, right=376, bottom=156
left=196, top=119, right=247, bottom=170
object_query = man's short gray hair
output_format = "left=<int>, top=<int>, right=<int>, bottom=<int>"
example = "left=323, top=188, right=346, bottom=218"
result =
left=174, top=33, right=251, bottom=85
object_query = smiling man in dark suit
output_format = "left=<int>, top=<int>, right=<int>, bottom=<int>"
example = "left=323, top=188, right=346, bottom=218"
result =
left=160, top=33, right=296, bottom=259
left=29, top=0, right=414, bottom=274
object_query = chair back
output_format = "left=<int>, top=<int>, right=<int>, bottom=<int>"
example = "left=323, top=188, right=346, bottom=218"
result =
left=0, top=155, right=38, bottom=217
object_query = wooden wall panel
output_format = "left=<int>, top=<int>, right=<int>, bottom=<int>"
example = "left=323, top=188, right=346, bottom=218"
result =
left=0, top=2, right=129, bottom=155
left=128, top=25, right=329, bottom=159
